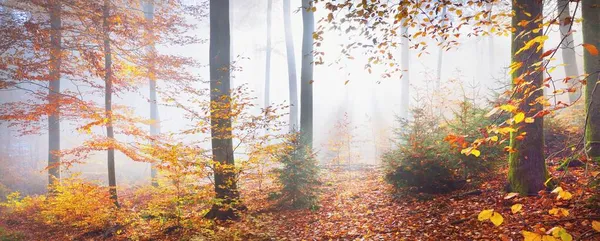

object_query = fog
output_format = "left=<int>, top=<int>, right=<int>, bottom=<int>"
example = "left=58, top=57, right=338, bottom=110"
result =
left=0, top=0, right=584, bottom=195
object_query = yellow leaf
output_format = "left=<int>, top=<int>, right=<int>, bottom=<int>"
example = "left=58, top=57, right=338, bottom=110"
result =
left=550, top=227, right=572, bottom=241
left=549, top=208, right=569, bottom=217
left=471, top=149, right=481, bottom=157
left=525, top=117, right=535, bottom=123
left=522, top=231, right=543, bottom=241
left=509, top=62, right=523, bottom=75
left=490, top=212, right=504, bottom=226
left=592, top=220, right=600, bottom=232
left=515, top=35, right=549, bottom=55
left=560, top=233, right=573, bottom=241
left=489, top=136, right=499, bottom=142
left=583, top=43, right=599, bottom=56
left=542, top=236, right=559, bottom=241
left=514, top=112, right=525, bottom=124
left=511, top=204, right=523, bottom=213
left=559, top=190, right=572, bottom=200
left=500, top=104, right=518, bottom=113
left=498, top=127, right=517, bottom=134
left=456, top=9, right=463, bottom=15
left=478, top=209, right=494, bottom=221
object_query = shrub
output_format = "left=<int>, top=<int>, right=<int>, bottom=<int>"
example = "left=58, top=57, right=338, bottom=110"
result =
left=383, top=102, right=504, bottom=194
left=273, top=134, right=320, bottom=209
left=1, top=175, right=117, bottom=232
left=383, top=108, right=460, bottom=193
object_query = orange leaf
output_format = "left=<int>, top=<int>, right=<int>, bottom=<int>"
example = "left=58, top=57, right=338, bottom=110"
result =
left=583, top=43, right=599, bottom=56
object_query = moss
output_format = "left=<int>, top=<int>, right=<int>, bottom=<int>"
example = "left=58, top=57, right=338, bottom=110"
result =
left=582, top=0, right=600, bottom=159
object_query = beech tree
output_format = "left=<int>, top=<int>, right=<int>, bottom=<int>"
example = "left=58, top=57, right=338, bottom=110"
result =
left=265, top=0, right=272, bottom=112
left=582, top=0, right=600, bottom=161
left=283, top=0, right=299, bottom=131
left=47, top=0, right=62, bottom=186
left=300, top=0, right=314, bottom=147
left=205, top=0, right=241, bottom=220
left=141, top=0, right=160, bottom=186
left=101, top=0, right=118, bottom=204
left=506, top=0, right=549, bottom=195
left=557, top=0, right=581, bottom=103
left=400, top=20, right=409, bottom=119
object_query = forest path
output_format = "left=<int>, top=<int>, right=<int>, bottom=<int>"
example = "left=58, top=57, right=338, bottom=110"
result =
left=236, top=167, right=598, bottom=240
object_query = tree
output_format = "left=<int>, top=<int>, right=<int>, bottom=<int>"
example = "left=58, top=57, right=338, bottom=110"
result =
left=265, top=0, right=272, bottom=113
left=557, top=0, right=581, bottom=103
left=507, top=0, right=549, bottom=195
left=205, top=0, right=241, bottom=221
left=141, top=0, right=160, bottom=186
left=400, top=20, right=410, bottom=119
left=48, top=0, right=62, bottom=187
left=435, top=5, right=447, bottom=90
left=102, top=0, right=118, bottom=205
left=582, top=0, right=600, bottom=160
left=300, top=0, right=314, bottom=147
left=283, top=0, right=299, bottom=131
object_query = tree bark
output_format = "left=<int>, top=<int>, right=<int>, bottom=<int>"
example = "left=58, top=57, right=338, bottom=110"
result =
left=205, top=0, right=240, bottom=221
left=300, top=0, right=314, bottom=147
left=103, top=0, right=118, bottom=205
left=582, top=0, right=600, bottom=160
left=283, top=0, right=299, bottom=131
left=48, top=0, right=61, bottom=187
left=558, top=0, right=581, bottom=103
left=265, top=0, right=272, bottom=111
left=507, top=0, right=549, bottom=195
left=435, top=5, right=447, bottom=90
left=141, top=0, right=160, bottom=187
left=400, top=20, right=409, bottom=119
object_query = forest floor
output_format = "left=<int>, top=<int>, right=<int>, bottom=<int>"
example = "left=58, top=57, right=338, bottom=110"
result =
left=218, top=165, right=600, bottom=241
left=1, top=165, right=599, bottom=240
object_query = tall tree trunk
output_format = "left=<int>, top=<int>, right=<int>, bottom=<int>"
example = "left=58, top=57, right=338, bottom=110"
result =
left=265, top=0, right=272, bottom=111
left=300, top=0, right=314, bottom=147
left=435, top=5, right=447, bottom=89
left=48, top=0, right=61, bottom=187
left=142, top=0, right=160, bottom=187
left=507, top=0, right=549, bottom=195
left=400, top=20, right=409, bottom=119
left=487, top=2, right=494, bottom=77
left=558, top=0, right=581, bottom=103
left=283, top=0, right=299, bottom=131
left=103, top=0, right=118, bottom=205
left=206, top=0, right=240, bottom=221
left=582, top=0, right=600, bottom=160
left=229, top=0, right=235, bottom=88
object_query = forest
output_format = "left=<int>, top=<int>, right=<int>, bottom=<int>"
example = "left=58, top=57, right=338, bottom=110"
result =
left=0, top=0, right=599, bottom=240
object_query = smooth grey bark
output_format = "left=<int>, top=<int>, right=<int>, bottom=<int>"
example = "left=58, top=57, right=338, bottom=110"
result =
left=582, top=0, right=600, bottom=159
left=558, top=0, right=581, bottom=103
left=265, top=0, right=272, bottom=110
left=103, top=0, right=118, bottom=205
left=141, top=0, right=160, bottom=187
left=487, top=3, right=495, bottom=78
left=300, top=0, right=314, bottom=147
left=205, top=0, right=240, bottom=221
left=507, top=0, right=549, bottom=195
left=48, top=0, right=61, bottom=187
left=400, top=21, right=410, bottom=119
left=283, top=0, right=299, bottom=131
left=435, top=5, right=447, bottom=89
